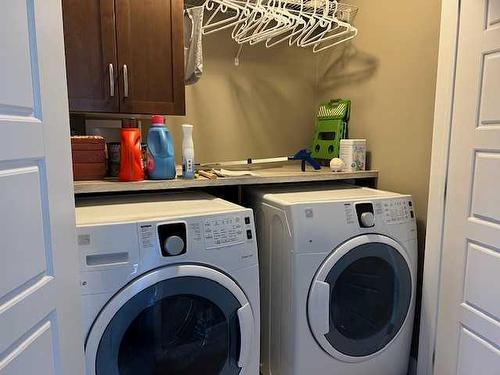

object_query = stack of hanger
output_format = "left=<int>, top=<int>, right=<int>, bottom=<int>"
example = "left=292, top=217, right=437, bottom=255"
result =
left=197, top=0, right=358, bottom=54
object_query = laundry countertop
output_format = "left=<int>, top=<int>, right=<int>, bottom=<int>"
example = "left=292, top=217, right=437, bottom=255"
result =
left=73, top=165, right=378, bottom=195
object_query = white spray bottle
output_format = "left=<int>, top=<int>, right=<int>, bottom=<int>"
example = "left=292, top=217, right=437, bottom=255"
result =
left=182, top=124, right=195, bottom=179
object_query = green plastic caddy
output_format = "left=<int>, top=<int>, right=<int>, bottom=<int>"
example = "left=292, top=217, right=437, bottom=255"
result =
left=311, top=99, right=351, bottom=162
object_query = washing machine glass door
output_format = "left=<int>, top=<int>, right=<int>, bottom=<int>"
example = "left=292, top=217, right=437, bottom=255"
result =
left=308, top=234, right=413, bottom=362
left=85, top=265, right=254, bottom=375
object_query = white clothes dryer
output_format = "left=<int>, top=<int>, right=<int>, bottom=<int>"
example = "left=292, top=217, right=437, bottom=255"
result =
left=247, top=185, right=417, bottom=375
left=76, top=192, right=260, bottom=375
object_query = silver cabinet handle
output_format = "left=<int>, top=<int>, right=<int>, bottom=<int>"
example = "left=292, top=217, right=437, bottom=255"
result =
left=108, top=63, right=115, bottom=97
left=123, top=64, right=129, bottom=98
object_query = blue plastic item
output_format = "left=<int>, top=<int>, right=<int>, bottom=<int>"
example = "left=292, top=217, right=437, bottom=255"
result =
left=289, top=149, right=322, bottom=171
left=147, top=115, right=176, bottom=180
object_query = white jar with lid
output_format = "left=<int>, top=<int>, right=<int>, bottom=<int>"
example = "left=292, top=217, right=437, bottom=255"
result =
left=339, top=139, right=367, bottom=172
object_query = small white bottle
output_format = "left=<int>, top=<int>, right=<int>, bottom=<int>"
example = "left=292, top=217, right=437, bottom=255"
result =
left=182, top=124, right=195, bottom=179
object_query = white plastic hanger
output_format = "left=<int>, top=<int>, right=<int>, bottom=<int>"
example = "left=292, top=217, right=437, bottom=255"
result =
left=229, top=0, right=258, bottom=38
left=202, top=0, right=245, bottom=34
left=202, top=1, right=359, bottom=63
left=298, top=0, right=338, bottom=47
left=232, top=0, right=270, bottom=42
left=312, top=22, right=357, bottom=52
left=311, top=3, right=358, bottom=52
left=245, top=1, right=299, bottom=45
left=264, top=0, right=307, bottom=48
left=291, top=0, right=325, bottom=46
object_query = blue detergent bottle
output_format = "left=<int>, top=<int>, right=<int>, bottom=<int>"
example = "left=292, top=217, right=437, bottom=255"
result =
left=147, top=115, right=176, bottom=180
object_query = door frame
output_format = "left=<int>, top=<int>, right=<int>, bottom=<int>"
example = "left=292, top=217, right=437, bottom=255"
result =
left=416, top=0, right=460, bottom=374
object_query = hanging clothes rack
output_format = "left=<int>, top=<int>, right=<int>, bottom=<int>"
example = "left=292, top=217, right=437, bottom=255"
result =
left=197, top=0, right=358, bottom=64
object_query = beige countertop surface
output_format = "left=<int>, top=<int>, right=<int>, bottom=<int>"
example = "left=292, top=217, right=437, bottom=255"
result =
left=74, top=165, right=378, bottom=195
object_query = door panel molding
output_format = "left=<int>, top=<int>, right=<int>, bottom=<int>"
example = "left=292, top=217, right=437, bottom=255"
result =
left=460, top=304, right=500, bottom=346
left=0, top=276, right=55, bottom=356
left=456, top=327, right=500, bottom=375
left=0, top=319, right=57, bottom=374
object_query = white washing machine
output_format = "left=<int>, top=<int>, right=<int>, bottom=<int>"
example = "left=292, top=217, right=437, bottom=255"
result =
left=76, top=192, right=260, bottom=375
left=247, top=185, right=417, bottom=375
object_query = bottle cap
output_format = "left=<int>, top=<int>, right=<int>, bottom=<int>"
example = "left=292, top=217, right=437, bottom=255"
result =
left=151, top=115, right=165, bottom=125
left=122, top=118, right=138, bottom=128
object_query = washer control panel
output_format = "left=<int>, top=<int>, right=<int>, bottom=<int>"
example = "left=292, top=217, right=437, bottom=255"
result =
left=203, top=215, right=252, bottom=250
left=383, top=199, right=415, bottom=224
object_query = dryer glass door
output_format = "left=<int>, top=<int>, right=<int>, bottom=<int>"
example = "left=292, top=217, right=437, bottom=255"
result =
left=86, top=266, right=253, bottom=375
left=308, top=236, right=413, bottom=360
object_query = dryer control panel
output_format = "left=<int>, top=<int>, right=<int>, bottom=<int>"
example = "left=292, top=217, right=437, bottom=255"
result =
left=203, top=215, right=249, bottom=250
left=382, top=198, right=415, bottom=224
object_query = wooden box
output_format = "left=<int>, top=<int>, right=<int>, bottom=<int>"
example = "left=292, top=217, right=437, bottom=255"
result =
left=71, top=136, right=106, bottom=181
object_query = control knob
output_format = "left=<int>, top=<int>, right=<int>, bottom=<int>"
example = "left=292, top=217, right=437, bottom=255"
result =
left=163, top=235, right=185, bottom=256
left=360, top=212, right=375, bottom=228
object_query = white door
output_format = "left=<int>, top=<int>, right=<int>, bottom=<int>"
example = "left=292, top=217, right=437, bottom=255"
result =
left=433, top=0, right=500, bottom=373
left=0, top=1, right=84, bottom=374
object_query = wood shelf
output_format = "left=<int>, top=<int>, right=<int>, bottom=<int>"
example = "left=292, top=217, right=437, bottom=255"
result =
left=74, top=166, right=378, bottom=195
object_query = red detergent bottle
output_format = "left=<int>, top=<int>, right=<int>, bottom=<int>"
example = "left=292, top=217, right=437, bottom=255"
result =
left=119, top=118, right=144, bottom=182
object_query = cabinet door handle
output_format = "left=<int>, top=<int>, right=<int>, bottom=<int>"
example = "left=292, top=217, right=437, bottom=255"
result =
left=108, top=63, right=115, bottom=97
left=123, top=64, right=129, bottom=98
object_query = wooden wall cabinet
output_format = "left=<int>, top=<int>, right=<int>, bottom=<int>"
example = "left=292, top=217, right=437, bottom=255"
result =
left=62, top=0, right=185, bottom=115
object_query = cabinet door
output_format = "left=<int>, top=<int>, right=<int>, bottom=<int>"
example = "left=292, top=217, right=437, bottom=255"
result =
left=115, top=0, right=185, bottom=115
left=62, top=0, right=119, bottom=112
